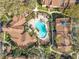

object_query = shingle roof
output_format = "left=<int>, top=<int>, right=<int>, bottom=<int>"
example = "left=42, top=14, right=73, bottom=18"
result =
left=2, top=15, right=36, bottom=47
left=55, top=18, right=72, bottom=52
left=41, top=0, right=76, bottom=8
left=56, top=18, right=70, bottom=32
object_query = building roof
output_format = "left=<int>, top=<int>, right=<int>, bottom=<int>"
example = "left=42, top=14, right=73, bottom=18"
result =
left=56, top=18, right=70, bottom=33
left=41, top=0, right=76, bottom=8
left=3, top=15, right=36, bottom=47
left=55, top=18, right=72, bottom=52
left=51, top=0, right=61, bottom=7
left=41, top=0, right=61, bottom=7
left=56, top=18, right=70, bottom=22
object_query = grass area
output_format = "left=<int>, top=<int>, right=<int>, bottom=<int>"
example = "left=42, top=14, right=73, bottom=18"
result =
left=37, top=3, right=48, bottom=11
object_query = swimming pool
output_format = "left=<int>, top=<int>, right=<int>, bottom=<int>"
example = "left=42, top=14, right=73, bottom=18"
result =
left=35, top=20, right=47, bottom=38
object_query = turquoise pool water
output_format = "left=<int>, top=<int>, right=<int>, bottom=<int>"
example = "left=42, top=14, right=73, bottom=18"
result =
left=35, top=20, right=47, bottom=38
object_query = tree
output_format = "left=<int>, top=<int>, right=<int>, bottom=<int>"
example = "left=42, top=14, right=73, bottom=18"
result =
left=0, top=0, right=36, bottom=17
left=63, top=4, right=79, bottom=18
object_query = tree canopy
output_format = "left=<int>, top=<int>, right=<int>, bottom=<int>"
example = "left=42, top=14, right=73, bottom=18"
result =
left=0, top=0, right=36, bottom=17
left=64, top=4, right=79, bottom=18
